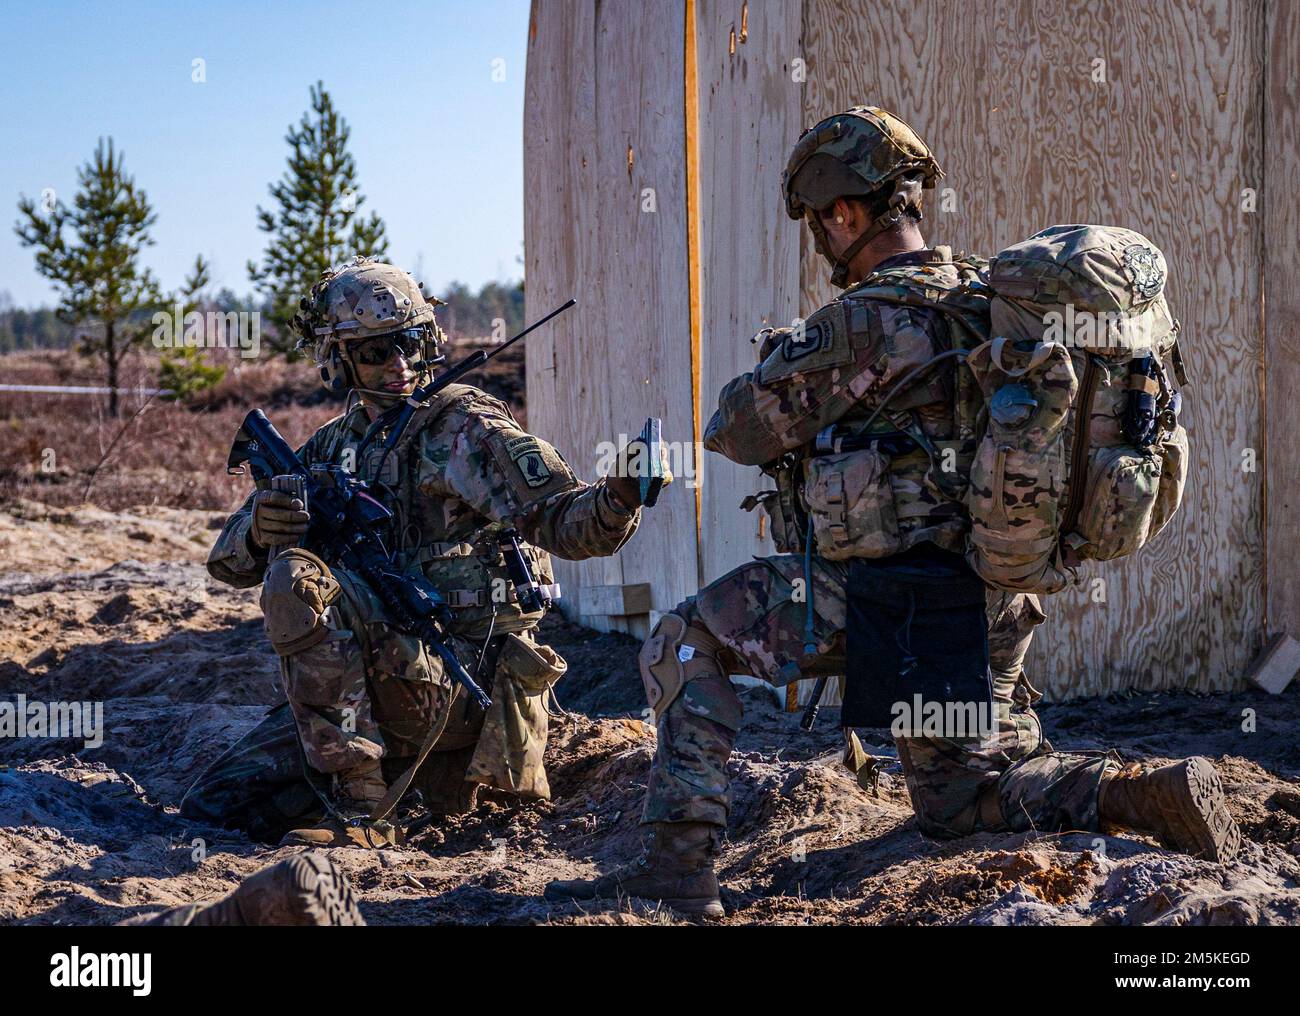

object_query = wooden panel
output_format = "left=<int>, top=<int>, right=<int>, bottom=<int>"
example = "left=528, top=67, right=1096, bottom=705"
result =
left=576, top=582, right=653, bottom=617
left=1265, top=0, right=1300, bottom=643
left=524, top=0, right=610, bottom=627
left=694, top=0, right=803, bottom=585
left=801, top=0, right=1266, bottom=698
left=525, top=0, right=696, bottom=637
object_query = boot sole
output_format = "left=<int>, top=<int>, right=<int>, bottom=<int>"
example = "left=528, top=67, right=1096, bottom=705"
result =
left=1166, top=757, right=1242, bottom=864
left=283, top=852, right=367, bottom=926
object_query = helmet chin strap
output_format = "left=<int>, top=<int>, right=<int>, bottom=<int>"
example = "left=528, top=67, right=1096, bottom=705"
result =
left=815, top=190, right=914, bottom=288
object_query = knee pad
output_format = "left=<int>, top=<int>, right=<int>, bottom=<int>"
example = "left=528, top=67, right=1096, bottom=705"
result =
left=261, top=548, right=343, bottom=656
left=639, top=612, right=723, bottom=719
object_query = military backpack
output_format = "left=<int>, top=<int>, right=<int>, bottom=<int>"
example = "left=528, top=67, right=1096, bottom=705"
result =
left=963, top=225, right=1188, bottom=592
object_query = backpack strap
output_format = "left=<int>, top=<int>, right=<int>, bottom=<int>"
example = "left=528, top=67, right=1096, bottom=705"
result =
left=1060, top=355, right=1103, bottom=537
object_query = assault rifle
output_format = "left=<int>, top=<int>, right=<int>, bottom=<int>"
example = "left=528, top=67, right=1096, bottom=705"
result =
left=229, top=409, right=496, bottom=709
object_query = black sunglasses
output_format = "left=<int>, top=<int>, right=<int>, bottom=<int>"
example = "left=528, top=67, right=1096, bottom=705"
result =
left=351, top=328, right=425, bottom=367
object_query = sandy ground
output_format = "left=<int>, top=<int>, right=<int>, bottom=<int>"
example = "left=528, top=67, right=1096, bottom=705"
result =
left=2, top=498, right=1300, bottom=926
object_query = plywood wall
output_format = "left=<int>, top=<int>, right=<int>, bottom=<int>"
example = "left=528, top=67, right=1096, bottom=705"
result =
left=1264, top=0, right=1300, bottom=647
left=695, top=0, right=803, bottom=586
left=524, top=0, right=698, bottom=637
left=802, top=0, right=1268, bottom=696
left=526, top=0, right=1290, bottom=699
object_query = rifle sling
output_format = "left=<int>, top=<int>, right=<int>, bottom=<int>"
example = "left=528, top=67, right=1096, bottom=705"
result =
left=368, top=635, right=503, bottom=824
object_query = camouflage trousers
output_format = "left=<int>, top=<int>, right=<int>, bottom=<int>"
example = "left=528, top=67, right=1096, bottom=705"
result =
left=642, top=554, right=1114, bottom=838
left=182, top=555, right=494, bottom=841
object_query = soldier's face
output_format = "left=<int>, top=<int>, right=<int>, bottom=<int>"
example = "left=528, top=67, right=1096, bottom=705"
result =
left=348, top=337, right=418, bottom=397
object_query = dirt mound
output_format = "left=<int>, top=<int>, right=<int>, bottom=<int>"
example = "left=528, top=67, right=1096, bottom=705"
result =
left=4, top=501, right=1300, bottom=925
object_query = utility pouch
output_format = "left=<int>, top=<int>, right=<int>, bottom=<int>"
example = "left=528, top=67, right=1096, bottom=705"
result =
left=465, top=633, right=566, bottom=800
left=742, top=456, right=806, bottom=553
left=802, top=446, right=903, bottom=561
left=842, top=549, right=993, bottom=738
left=965, top=337, right=1077, bottom=592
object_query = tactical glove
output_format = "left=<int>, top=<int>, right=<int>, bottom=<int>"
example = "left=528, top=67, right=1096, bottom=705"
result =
left=605, top=437, right=673, bottom=509
left=250, top=488, right=311, bottom=548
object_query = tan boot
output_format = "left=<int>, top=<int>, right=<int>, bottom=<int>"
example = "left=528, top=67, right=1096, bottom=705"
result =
left=132, top=852, right=365, bottom=926
left=544, top=821, right=724, bottom=918
left=1099, top=757, right=1242, bottom=862
left=280, top=760, right=400, bottom=848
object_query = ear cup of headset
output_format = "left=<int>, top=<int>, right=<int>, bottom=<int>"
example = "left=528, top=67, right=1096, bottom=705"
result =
left=319, top=346, right=348, bottom=393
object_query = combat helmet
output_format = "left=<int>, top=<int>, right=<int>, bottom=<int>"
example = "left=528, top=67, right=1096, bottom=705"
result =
left=291, top=255, right=447, bottom=397
left=782, top=106, right=944, bottom=287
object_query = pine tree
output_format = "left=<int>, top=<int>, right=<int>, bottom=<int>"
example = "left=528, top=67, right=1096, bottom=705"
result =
left=157, top=254, right=226, bottom=401
left=15, top=138, right=162, bottom=416
left=248, top=81, right=389, bottom=353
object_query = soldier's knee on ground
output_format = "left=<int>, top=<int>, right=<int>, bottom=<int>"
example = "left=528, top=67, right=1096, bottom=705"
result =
left=638, top=609, right=728, bottom=719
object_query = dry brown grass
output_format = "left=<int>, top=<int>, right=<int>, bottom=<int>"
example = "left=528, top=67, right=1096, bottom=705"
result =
left=0, top=341, right=526, bottom=513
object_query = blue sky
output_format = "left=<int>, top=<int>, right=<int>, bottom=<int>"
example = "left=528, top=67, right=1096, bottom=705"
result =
left=0, top=0, right=528, bottom=307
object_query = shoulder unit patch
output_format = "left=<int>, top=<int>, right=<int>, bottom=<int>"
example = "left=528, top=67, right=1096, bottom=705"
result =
left=505, top=435, right=553, bottom=488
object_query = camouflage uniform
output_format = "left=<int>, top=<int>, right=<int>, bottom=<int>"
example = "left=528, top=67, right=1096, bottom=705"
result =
left=548, top=109, right=1236, bottom=914
left=640, top=247, right=1114, bottom=839
left=184, top=382, right=640, bottom=837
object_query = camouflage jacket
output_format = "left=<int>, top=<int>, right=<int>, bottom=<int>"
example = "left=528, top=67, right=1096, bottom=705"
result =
left=706, top=247, right=991, bottom=557
left=209, top=383, right=640, bottom=640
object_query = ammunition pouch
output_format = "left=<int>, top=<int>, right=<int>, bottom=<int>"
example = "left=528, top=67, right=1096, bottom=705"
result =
left=413, top=539, right=556, bottom=640
left=741, top=456, right=807, bottom=553
left=802, top=446, right=903, bottom=561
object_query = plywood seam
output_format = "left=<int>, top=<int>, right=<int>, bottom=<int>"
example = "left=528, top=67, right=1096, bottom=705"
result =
left=685, top=0, right=705, bottom=587
left=1259, top=0, right=1271, bottom=635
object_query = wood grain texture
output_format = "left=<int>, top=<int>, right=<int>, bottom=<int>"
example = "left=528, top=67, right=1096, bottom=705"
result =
left=1265, top=0, right=1300, bottom=644
left=525, top=0, right=696, bottom=636
left=695, top=0, right=803, bottom=586
left=801, top=0, right=1266, bottom=699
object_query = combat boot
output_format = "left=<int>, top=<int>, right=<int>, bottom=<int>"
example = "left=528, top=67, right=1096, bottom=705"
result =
left=280, top=760, right=401, bottom=848
left=134, top=852, right=365, bottom=926
left=1098, top=756, right=1242, bottom=863
left=544, top=821, right=724, bottom=918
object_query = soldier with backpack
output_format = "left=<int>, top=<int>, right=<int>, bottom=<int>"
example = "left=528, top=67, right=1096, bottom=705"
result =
left=545, top=106, right=1240, bottom=919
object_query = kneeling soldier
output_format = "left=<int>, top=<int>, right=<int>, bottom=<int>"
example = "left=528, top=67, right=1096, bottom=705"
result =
left=546, top=107, right=1240, bottom=918
left=183, top=256, right=665, bottom=846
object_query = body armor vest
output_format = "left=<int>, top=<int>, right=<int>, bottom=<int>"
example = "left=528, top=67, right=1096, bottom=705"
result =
left=757, top=247, right=992, bottom=559
left=317, top=387, right=555, bottom=642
